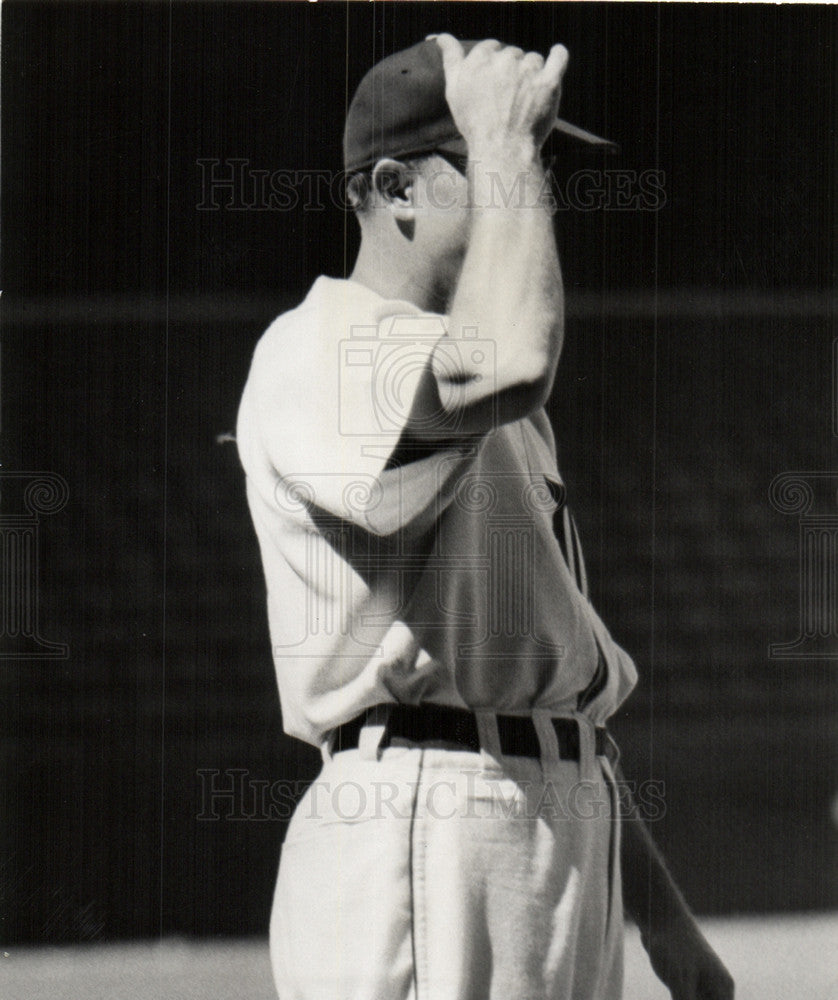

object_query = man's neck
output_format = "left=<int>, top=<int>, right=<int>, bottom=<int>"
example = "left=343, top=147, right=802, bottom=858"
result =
left=349, top=240, right=449, bottom=313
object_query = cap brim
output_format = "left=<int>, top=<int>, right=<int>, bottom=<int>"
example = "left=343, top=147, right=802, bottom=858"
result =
left=553, top=117, right=619, bottom=154
left=435, top=137, right=469, bottom=157
left=438, top=118, right=619, bottom=159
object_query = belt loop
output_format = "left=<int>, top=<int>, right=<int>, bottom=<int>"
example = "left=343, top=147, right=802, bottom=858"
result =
left=532, top=710, right=560, bottom=771
left=474, top=710, right=502, bottom=765
left=604, top=731, right=621, bottom=771
left=358, top=705, right=389, bottom=761
left=573, top=712, right=596, bottom=780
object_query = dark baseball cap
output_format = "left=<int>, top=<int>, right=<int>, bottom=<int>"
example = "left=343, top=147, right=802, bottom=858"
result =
left=343, top=38, right=618, bottom=173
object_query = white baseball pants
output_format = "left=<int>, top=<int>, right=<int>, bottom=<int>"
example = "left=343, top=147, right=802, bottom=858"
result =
left=270, top=717, right=624, bottom=1000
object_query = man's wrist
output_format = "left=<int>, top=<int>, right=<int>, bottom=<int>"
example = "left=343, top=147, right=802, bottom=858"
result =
left=467, top=148, right=551, bottom=211
left=467, top=137, right=541, bottom=172
left=636, top=894, right=699, bottom=946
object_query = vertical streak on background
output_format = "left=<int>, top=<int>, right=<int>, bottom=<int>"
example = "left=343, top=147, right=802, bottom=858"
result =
left=598, top=6, right=610, bottom=644
left=644, top=5, right=663, bottom=936
left=343, top=2, right=350, bottom=280
left=159, top=0, right=173, bottom=939
left=833, top=18, right=838, bottom=444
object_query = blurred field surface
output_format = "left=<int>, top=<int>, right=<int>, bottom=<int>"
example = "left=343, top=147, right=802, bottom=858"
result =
left=2, top=913, right=836, bottom=1000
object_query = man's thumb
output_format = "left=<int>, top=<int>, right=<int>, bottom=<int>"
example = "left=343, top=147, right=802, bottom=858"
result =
left=429, top=33, right=464, bottom=70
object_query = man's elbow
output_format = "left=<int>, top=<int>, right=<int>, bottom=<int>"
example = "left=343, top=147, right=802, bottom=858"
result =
left=497, top=341, right=559, bottom=412
left=505, top=369, right=555, bottom=417
left=506, top=309, right=563, bottom=391
left=432, top=367, right=553, bottom=435
left=420, top=321, right=562, bottom=434
left=509, top=352, right=554, bottom=401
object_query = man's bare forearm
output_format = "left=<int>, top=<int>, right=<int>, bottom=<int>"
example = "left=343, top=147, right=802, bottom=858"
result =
left=428, top=37, right=568, bottom=424
left=619, top=769, right=736, bottom=999
left=619, top=777, right=694, bottom=940
left=446, top=153, right=564, bottom=408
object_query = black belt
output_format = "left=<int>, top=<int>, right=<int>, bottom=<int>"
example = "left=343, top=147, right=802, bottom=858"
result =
left=332, top=703, right=609, bottom=762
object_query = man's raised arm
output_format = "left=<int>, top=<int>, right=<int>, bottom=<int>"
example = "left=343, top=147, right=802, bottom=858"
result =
left=429, top=35, right=568, bottom=435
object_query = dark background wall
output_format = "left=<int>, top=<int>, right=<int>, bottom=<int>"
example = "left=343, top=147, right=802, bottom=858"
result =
left=2, top=1, right=836, bottom=943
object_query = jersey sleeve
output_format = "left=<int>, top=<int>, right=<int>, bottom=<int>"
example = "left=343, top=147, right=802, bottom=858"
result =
left=237, top=310, right=481, bottom=537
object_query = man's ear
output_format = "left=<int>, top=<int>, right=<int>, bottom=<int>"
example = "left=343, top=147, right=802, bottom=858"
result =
left=371, top=158, right=416, bottom=220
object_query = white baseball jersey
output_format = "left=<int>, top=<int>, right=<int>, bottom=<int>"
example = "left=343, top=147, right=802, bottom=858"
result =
left=237, top=275, right=637, bottom=749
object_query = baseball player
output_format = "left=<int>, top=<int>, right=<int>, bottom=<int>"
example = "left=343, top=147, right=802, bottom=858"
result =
left=237, top=35, right=735, bottom=1000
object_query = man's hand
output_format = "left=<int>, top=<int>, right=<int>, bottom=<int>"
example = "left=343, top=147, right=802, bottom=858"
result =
left=431, top=34, right=568, bottom=163
left=642, top=913, right=735, bottom=1000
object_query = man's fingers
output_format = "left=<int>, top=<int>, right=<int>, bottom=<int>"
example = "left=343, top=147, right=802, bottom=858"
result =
left=521, top=51, right=545, bottom=72
left=542, top=43, right=569, bottom=86
left=472, top=38, right=503, bottom=54
left=430, top=33, right=465, bottom=71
